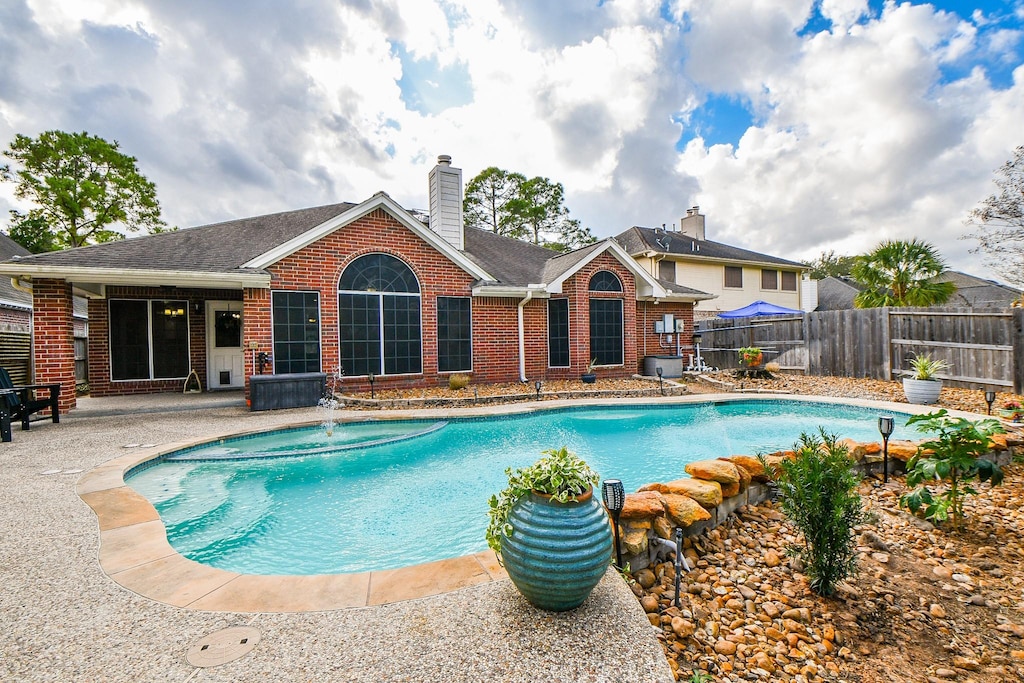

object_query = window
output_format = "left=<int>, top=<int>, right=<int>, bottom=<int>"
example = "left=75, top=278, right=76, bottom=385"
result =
left=109, top=299, right=189, bottom=381
left=339, top=253, right=422, bottom=376
left=437, top=296, right=472, bottom=373
left=724, top=266, right=743, bottom=288
left=761, top=269, right=779, bottom=290
left=272, top=291, right=321, bottom=374
left=782, top=271, right=798, bottom=291
left=589, top=299, right=623, bottom=366
left=548, top=299, right=570, bottom=368
left=659, top=260, right=676, bottom=283
left=589, top=270, right=622, bottom=292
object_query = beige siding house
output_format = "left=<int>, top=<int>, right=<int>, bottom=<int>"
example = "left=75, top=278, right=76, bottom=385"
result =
left=615, top=208, right=808, bottom=319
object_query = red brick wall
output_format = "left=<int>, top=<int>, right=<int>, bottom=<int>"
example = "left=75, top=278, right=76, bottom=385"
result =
left=31, top=279, right=76, bottom=413
left=0, top=306, right=31, bottom=328
left=88, top=287, right=241, bottom=397
left=636, top=301, right=695, bottom=373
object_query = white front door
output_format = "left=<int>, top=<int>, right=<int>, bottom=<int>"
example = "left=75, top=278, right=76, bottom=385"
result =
left=206, top=301, right=244, bottom=390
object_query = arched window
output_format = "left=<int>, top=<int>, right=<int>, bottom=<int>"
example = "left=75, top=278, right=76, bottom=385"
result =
left=339, top=254, right=422, bottom=376
left=588, top=270, right=623, bottom=366
left=589, top=270, right=622, bottom=292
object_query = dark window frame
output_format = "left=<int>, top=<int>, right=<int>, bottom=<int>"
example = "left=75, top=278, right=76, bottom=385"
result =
left=589, top=298, right=624, bottom=366
left=589, top=270, right=623, bottom=292
left=437, top=296, right=472, bottom=373
left=339, top=253, right=423, bottom=377
left=108, top=298, right=190, bottom=381
left=547, top=298, right=570, bottom=368
left=659, top=260, right=676, bottom=283
left=271, top=291, right=322, bottom=374
left=724, top=266, right=743, bottom=288
left=781, top=271, right=798, bottom=291
left=761, top=269, right=779, bottom=290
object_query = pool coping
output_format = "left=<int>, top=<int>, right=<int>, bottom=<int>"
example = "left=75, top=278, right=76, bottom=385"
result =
left=75, top=392, right=967, bottom=613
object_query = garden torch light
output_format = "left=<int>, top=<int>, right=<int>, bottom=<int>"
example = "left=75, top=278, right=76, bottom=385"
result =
left=878, top=416, right=895, bottom=483
left=985, top=390, right=996, bottom=415
left=656, top=366, right=664, bottom=396
left=602, top=479, right=625, bottom=568
left=367, top=371, right=375, bottom=399
left=535, top=380, right=542, bottom=401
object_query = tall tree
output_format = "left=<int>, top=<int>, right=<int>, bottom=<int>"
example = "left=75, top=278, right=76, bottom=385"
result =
left=804, top=250, right=856, bottom=279
left=851, top=239, right=956, bottom=308
left=965, top=146, right=1024, bottom=287
left=463, top=167, right=527, bottom=239
left=463, top=166, right=595, bottom=252
left=1, top=130, right=165, bottom=249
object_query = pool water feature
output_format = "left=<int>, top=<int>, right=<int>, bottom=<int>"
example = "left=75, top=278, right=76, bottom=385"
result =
left=127, top=400, right=912, bottom=576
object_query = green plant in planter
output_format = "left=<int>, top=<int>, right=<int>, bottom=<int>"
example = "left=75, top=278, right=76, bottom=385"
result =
left=486, top=446, right=600, bottom=557
left=769, top=429, right=864, bottom=596
left=900, top=410, right=1005, bottom=531
left=907, top=354, right=950, bottom=380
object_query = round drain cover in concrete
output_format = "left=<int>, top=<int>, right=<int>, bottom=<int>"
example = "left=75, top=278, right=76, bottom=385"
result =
left=186, top=626, right=261, bottom=667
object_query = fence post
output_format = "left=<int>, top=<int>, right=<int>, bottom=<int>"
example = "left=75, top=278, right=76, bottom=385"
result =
left=1014, top=308, right=1024, bottom=395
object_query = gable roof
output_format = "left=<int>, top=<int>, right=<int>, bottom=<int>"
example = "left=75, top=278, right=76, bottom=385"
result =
left=0, top=233, right=32, bottom=310
left=615, top=226, right=804, bottom=269
left=815, top=272, right=1022, bottom=311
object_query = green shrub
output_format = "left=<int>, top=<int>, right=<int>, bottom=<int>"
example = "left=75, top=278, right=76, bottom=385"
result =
left=773, top=429, right=864, bottom=596
left=448, top=373, right=471, bottom=390
left=900, top=409, right=1005, bottom=531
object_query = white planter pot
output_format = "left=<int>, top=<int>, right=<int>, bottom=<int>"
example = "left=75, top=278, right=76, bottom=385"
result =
left=903, top=377, right=942, bottom=405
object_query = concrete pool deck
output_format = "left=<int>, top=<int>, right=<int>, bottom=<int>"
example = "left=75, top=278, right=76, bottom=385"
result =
left=1, top=392, right=675, bottom=682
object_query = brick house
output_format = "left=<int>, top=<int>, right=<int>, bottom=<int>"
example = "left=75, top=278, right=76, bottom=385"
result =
left=0, top=156, right=712, bottom=414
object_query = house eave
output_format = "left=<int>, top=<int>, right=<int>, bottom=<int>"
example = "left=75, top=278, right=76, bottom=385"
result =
left=0, top=264, right=271, bottom=293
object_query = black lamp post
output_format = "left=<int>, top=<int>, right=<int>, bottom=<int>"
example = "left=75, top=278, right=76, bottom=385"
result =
left=602, top=479, right=625, bottom=568
left=535, top=380, right=542, bottom=401
left=878, top=415, right=895, bottom=483
left=656, top=366, right=664, bottom=395
left=985, top=390, right=996, bottom=415
left=367, top=371, right=375, bottom=399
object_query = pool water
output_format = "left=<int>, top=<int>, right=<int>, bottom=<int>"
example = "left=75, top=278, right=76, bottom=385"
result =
left=127, top=400, right=912, bottom=575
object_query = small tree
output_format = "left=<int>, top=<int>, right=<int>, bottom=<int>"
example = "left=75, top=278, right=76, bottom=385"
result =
left=5, top=210, right=58, bottom=253
left=773, top=429, right=864, bottom=596
left=804, top=249, right=856, bottom=280
left=851, top=239, right=956, bottom=308
left=463, top=166, right=528, bottom=239
left=1, top=130, right=165, bottom=249
left=900, top=410, right=1005, bottom=531
left=965, top=145, right=1024, bottom=288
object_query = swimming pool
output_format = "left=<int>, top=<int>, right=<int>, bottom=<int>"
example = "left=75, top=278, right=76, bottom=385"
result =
left=127, top=399, right=912, bottom=575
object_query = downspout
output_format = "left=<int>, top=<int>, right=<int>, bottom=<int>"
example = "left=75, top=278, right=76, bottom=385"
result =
left=10, top=276, right=33, bottom=295
left=517, top=290, right=535, bottom=382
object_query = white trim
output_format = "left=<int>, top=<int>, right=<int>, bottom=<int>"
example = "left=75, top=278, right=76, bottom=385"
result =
left=242, top=192, right=494, bottom=282
left=108, top=298, right=191, bottom=382
left=546, top=239, right=666, bottom=299
left=0, top=265, right=269, bottom=290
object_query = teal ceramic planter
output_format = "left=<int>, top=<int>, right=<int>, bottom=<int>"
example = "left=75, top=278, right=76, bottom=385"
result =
left=500, top=487, right=613, bottom=611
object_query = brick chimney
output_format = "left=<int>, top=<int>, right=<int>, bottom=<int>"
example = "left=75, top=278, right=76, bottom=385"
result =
left=680, top=206, right=705, bottom=241
left=428, top=155, right=464, bottom=250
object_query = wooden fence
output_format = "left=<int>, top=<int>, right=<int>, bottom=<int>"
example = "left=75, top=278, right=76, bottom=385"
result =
left=696, top=308, right=1024, bottom=392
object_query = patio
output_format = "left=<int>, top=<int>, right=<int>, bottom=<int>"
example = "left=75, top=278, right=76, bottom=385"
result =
left=0, top=392, right=672, bottom=682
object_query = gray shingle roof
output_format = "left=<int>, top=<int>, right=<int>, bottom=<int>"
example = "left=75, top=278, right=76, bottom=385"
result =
left=0, top=233, right=31, bottom=309
left=2, top=202, right=356, bottom=273
left=815, top=276, right=863, bottom=310
left=615, top=226, right=804, bottom=268
left=462, top=227, right=554, bottom=286
left=933, top=271, right=1022, bottom=309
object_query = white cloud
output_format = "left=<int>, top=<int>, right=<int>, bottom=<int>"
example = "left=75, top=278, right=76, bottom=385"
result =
left=0, top=0, right=1021, bottom=281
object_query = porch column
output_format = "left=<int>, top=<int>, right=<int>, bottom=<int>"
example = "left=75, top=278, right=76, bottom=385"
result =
left=32, top=278, right=77, bottom=413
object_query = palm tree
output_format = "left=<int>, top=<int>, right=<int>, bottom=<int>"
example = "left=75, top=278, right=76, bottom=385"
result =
left=851, top=239, right=956, bottom=307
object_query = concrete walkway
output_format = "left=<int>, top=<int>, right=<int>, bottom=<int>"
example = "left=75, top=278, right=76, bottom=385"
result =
left=0, top=393, right=673, bottom=682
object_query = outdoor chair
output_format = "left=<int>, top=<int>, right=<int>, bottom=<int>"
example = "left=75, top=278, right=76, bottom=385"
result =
left=0, top=368, right=60, bottom=442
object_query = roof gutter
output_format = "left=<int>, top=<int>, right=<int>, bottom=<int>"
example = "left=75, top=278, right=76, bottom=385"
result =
left=0, top=265, right=271, bottom=290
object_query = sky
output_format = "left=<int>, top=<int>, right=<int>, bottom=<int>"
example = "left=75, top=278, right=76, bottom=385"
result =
left=0, top=0, right=1022, bottom=277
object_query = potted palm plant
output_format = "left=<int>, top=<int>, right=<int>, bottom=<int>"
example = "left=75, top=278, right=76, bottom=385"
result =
left=486, top=446, right=612, bottom=611
left=902, top=354, right=950, bottom=405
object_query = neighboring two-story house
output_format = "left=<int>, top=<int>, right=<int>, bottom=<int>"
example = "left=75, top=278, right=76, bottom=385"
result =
left=615, top=208, right=808, bottom=319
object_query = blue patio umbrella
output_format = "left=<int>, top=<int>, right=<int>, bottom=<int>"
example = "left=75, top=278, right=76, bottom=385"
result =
left=718, top=300, right=804, bottom=318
